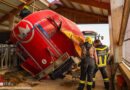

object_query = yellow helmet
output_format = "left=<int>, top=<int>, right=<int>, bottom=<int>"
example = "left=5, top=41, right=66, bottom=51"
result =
left=23, top=5, right=29, bottom=10
left=85, top=37, right=93, bottom=44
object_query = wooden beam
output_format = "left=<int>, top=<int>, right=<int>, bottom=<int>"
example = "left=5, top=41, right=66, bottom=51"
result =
left=118, top=0, right=130, bottom=45
left=78, top=3, right=85, bottom=11
left=110, top=0, right=124, bottom=63
left=0, top=9, right=9, bottom=14
left=55, top=7, right=108, bottom=23
left=70, top=0, right=110, bottom=10
left=67, top=0, right=76, bottom=9
left=111, top=0, right=123, bottom=45
left=100, top=8, right=104, bottom=16
left=108, top=16, right=114, bottom=54
left=99, top=0, right=104, bottom=16
left=59, top=0, right=70, bottom=7
left=1, top=20, right=19, bottom=26
left=0, top=0, right=18, bottom=9
left=88, top=5, right=94, bottom=13
left=19, top=0, right=42, bottom=10
left=0, top=0, right=34, bottom=24
left=0, top=23, right=8, bottom=27
left=19, top=0, right=27, bottom=4
left=0, top=25, right=9, bottom=31
left=55, top=7, right=107, bottom=18
left=9, top=13, right=15, bottom=31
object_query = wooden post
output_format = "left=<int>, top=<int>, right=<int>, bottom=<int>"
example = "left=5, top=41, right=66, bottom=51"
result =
left=108, top=16, right=114, bottom=54
left=9, top=13, right=15, bottom=31
left=110, top=0, right=124, bottom=63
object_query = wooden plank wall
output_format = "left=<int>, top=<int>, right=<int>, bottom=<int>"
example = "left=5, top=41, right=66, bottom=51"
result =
left=123, top=14, right=130, bottom=66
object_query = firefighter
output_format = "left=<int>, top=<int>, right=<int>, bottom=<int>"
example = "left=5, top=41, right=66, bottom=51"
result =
left=19, top=5, right=31, bottom=19
left=92, top=39, right=109, bottom=89
left=77, top=37, right=97, bottom=90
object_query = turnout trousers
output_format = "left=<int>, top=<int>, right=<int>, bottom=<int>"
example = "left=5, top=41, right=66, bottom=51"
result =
left=92, top=66, right=109, bottom=89
left=78, top=57, right=95, bottom=90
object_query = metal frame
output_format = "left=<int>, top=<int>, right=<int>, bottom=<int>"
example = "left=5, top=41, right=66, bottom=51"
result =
left=35, top=52, right=70, bottom=80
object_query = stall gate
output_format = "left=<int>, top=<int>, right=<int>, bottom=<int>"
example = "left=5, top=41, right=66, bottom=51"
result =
left=0, top=44, right=21, bottom=70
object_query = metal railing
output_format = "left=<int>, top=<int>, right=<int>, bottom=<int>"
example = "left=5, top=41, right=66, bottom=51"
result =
left=0, top=44, right=21, bottom=70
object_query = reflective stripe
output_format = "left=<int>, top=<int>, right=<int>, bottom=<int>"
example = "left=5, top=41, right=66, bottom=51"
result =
left=104, top=55, right=106, bottom=65
left=96, top=46, right=108, bottom=51
left=104, top=78, right=109, bottom=82
left=87, top=82, right=93, bottom=85
left=93, top=78, right=95, bottom=81
left=98, top=55, right=107, bottom=67
left=80, top=80, right=85, bottom=84
left=99, top=56, right=102, bottom=65
left=98, top=65, right=106, bottom=67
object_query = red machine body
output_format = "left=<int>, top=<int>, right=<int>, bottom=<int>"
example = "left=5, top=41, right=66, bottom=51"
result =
left=10, top=10, right=84, bottom=79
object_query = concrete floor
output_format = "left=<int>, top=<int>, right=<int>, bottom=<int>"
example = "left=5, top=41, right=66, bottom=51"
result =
left=17, top=69, right=110, bottom=90
left=0, top=66, right=111, bottom=90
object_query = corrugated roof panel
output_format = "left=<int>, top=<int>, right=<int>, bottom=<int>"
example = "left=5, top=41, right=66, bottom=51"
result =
left=0, top=13, right=5, bottom=17
left=2, top=21, right=9, bottom=25
left=35, top=0, right=49, bottom=10
left=0, top=3, right=14, bottom=12
left=29, top=6, right=38, bottom=13
left=39, top=0, right=49, bottom=7
left=1, top=20, right=19, bottom=30
left=92, top=6, right=101, bottom=15
left=0, top=25, right=9, bottom=31
left=2, top=20, right=18, bottom=25
left=103, top=9, right=108, bottom=16
left=3, top=0, right=22, bottom=6
left=61, top=0, right=73, bottom=8
left=71, top=2, right=82, bottom=10
left=81, top=4, right=91, bottom=12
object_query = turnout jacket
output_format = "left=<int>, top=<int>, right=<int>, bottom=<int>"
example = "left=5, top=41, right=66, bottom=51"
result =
left=96, top=44, right=108, bottom=67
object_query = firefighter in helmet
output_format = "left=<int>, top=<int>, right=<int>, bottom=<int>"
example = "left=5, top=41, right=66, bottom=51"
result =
left=92, top=39, right=109, bottom=89
left=78, top=37, right=97, bottom=90
left=19, top=5, right=31, bottom=19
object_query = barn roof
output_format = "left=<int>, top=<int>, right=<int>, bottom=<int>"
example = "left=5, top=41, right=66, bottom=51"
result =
left=0, top=0, right=110, bottom=31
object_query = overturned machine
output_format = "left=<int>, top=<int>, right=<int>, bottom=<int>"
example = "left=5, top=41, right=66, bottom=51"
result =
left=10, top=10, right=85, bottom=80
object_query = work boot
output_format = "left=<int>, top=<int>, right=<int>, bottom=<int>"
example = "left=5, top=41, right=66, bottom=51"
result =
left=77, top=83, right=85, bottom=90
left=92, top=82, right=95, bottom=88
left=87, top=85, right=92, bottom=90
